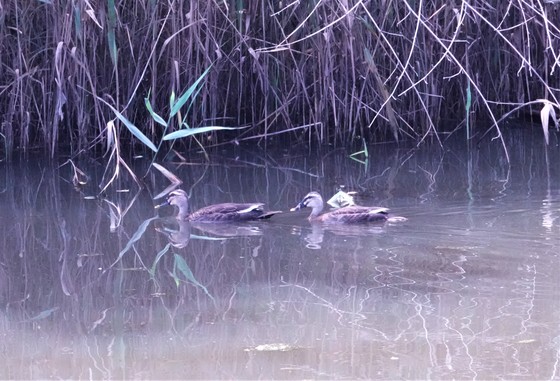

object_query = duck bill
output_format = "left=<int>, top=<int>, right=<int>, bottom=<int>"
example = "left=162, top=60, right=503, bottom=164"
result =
left=154, top=200, right=170, bottom=209
left=290, top=201, right=304, bottom=212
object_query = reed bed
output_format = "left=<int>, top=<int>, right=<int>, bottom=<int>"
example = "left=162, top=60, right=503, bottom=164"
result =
left=0, top=1, right=559, bottom=159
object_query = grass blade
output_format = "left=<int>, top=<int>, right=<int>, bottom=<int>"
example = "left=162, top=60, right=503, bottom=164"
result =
left=104, top=102, right=158, bottom=152
left=110, top=217, right=158, bottom=268
left=349, top=138, right=368, bottom=164
left=170, top=66, right=212, bottom=118
left=22, top=307, right=59, bottom=322
left=173, top=254, right=214, bottom=300
left=106, top=0, right=118, bottom=67
left=152, top=162, right=182, bottom=184
left=145, top=95, right=168, bottom=127
left=149, top=243, right=171, bottom=278
left=163, top=126, right=242, bottom=141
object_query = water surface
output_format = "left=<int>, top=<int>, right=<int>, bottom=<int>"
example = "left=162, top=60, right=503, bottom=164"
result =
left=1, top=130, right=559, bottom=379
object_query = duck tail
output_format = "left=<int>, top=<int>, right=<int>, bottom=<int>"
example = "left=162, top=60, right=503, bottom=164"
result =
left=258, top=211, right=282, bottom=219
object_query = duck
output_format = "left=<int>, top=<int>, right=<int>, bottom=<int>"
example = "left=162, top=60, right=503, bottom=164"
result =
left=291, top=191, right=389, bottom=223
left=155, top=189, right=282, bottom=222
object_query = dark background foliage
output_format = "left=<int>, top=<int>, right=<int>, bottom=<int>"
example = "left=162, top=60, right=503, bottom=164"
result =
left=1, top=1, right=559, bottom=157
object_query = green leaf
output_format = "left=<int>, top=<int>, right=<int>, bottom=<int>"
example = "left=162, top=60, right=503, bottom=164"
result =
left=112, top=217, right=158, bottom=266
left=163, top=126, right=241, bottom=141
left=363, top=47, right=374, bottom=65
left=105, top=103, right=158, bottom=152
left=174, top=254, right=214, bottom=300
left=349, top=138, right=368, bottom=165
left=144, top=96, right=168, bottom=127
left=149, top=243, right=171, bottom=278
left=349, top=156, right=367, bottom=165
left=107, top=30, right=117, bottom=67
left=73, top=3, right=82, bottom=37
left=349, top=150, right=365, bottom=158
left=170, top=66, right=212, bottom=118
left=171, top=266, right=180, bottom=287
left=169, top=91, right=175, bottom=109
left=183, top=84, right=204, bottom=115
left=107, top=0, right=118, bottom=67
left=23, top=307, right=59, bottom=322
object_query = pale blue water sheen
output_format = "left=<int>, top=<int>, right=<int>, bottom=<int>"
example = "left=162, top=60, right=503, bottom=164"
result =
left=0, top=129, right=559, bottom=379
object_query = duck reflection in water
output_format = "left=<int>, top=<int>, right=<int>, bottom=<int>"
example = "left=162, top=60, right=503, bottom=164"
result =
left=155, top=218, right=191, bottom=249
left=154, top=219, right=192, bottom=248
left=295, top=221, right=387, bottom=249
left=155, top=216, right=266, bottom=245
left=191, top=222, right=264, bottom=237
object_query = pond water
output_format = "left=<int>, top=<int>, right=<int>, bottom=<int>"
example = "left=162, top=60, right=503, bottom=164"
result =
left=1, top=128, right=559, bottom=379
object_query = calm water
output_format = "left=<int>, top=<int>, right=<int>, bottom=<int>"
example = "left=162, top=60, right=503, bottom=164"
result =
left=1, top=130, right=559, bottom=379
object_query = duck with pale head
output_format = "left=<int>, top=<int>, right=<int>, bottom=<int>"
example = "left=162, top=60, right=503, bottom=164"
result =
left=291, top=191, right=390, bottom=223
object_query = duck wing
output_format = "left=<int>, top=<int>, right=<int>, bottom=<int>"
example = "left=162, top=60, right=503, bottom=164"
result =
left=189, top=203, right=267, bottom=222
left=323, top=205, right=389, bottom=223
left=257, top=210, right=283, bottom=219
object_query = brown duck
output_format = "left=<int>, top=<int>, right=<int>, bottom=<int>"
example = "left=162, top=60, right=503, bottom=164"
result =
left=156, top=189, right=281, bottom=222
left=291, top=191, right=389, bottom=223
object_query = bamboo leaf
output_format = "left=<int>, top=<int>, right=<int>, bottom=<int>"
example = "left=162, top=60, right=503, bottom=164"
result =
left=169, top=91, right=175, bottom=109
left=184, top=85, right=204, bottom=115
left=163, top=126, right=242, bottom=140
left=73, top=3, right=82, bottom=36
left=23, top=307, right=59, bottom=322
left=349, top=150, right=365, bottom=158
left=171, top=263, right=180, bottom=287
left=145, top=96, right=167, bottom=127
left=105, top=103, right=158, bottom=152
left=107, top=0, right=118, bottom=67
left=173, top=254, right=214, bottom=300
left=111, top=217, right=158, bottom=267
left=363, top=47, right=374, bottom=65
left=349, top=138, right=368, bottom=165
left=349, top=156, right=367, bottom=165
left=152, top=162, right=182, bottom=184
left=149, top=243, right=171, bottom=278
left=170, top=66, right=212, bottom=118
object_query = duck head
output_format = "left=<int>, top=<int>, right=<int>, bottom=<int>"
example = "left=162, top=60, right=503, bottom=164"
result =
left=155, top=189, right=190, bottom=220
left=291, top=191, right=324, bottom=217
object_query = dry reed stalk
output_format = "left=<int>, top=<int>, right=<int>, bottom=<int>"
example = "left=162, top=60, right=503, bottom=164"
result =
left=0, top=0, right=558, bottom=160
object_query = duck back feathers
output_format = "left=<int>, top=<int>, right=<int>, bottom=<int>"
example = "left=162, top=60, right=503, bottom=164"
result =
left=188, top=203, right=279, bottom=222
left=316, top=205, right=389, bottom=223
